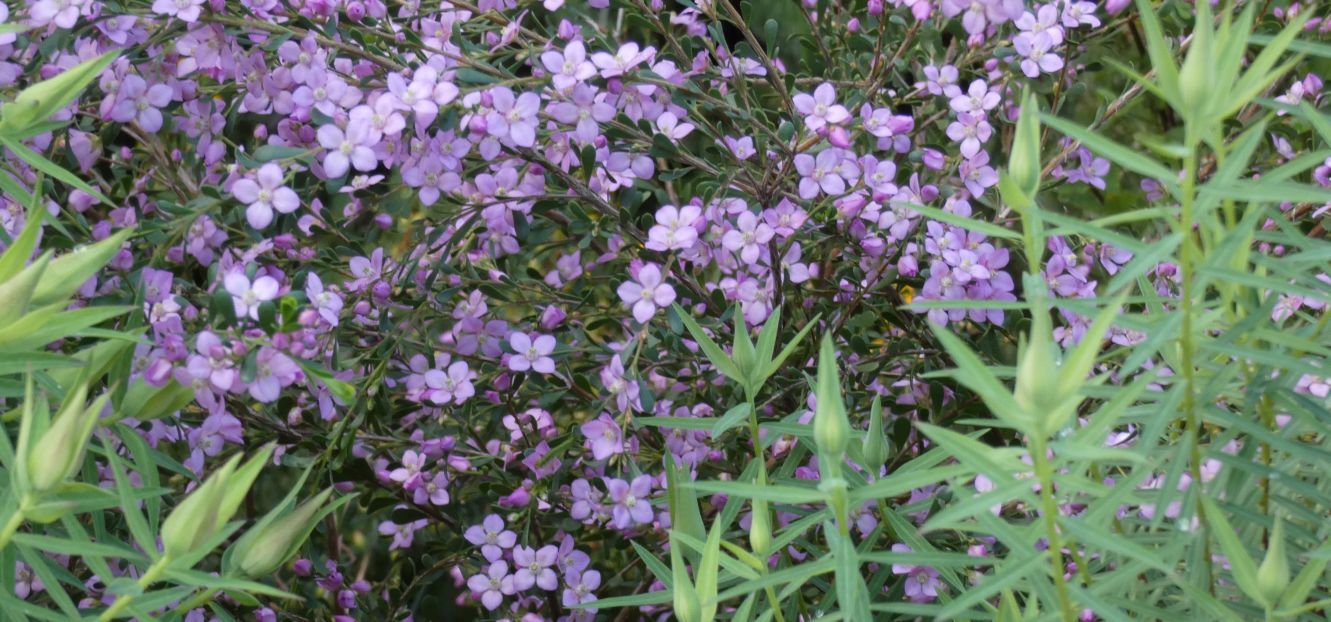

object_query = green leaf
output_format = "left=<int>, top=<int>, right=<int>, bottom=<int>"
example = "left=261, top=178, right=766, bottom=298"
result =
left=1199, top=496, right=1264, bottom=606
left=1040, top=114, right=1176, bottom=186
left=712, top=402, right=752, bottom=437
left=901, top=202, right=1020, bottom=240
left=0, top=136, right=112, bottom=205
left=11, top=533, right=146, bottom=561
left=690, top=481, right=824, bottom=504
left=0, top=49, right=118, bottom=135
left=763, top=312, right=820, bottom=381
left=671, top=303, right=743, bottom=382
left=251, top=145, right=310, bottom=162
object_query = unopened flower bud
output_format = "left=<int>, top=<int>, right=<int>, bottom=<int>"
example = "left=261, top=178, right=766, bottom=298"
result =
left=162, top=445, right=274, bottom=559
left=27, top=389, right=106, bottom=494
left=813, top=335, right=850, bottom=461
left=749, top=497, right=772, bottom=555
left=233, top=488, right=334, bottom=578
left=1257, top=518, right=1291, bottom=606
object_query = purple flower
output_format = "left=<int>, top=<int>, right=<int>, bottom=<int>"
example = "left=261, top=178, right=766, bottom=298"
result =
left=606, top=474, right=654, bottom=529
left=233, top=163, right=299, bottom=229
left=1015, top=4, right=1065, bottom=48
left=655, top=112, right=695, bottom=141
left=512, top=545, right=558, bottom=591
left=389, top=450, right=428, bottom=489
left=467, top=561, right=515, bottom=610
left=722, top=211, right=776, bottom=264
left=891, top=544, right=941, bottom=603
left=1014, top=35, right=1064, bottom=78
left=946, top=112, right=993, bottom=160
left=424, top=361, right=475, bottom=405
left=249, top=347, right=299, bottom=402
left=306, top=274, right=343, bottom=326
left=13, top=562, right=43, bottom=600
left=795, top=149, right=848, bottom=199
left=616, top=263, right=676, bottom=323
left=152, top=0, right=205, bottom=22
left=792, top=83, right=850, bottom=132
left=590, top=42, right=654, bottom=78
left=412, top=471, right=450, bottom=506
left=580, top=413, right=623, bottom=461
left=378, top=518, right=428, bottom=551
left=224, top=272, right=279, bottom=320
left=949, top=80, right=1001, bottom=114
left=110, top=75, right=172, bottom=132
left=646, top=204, right=701, bottom=251
left=542, top=41, right=596, bottom=91
left=547, top=83, right=615, bottom=145
left=959, top=151, right=999, bottom=197
left=464, top=514, right=517, bottom=560
left=317, top=121, right=378, bottom=178
left=30, top=0, right=86, bottom=29
left=186, top=412, right=242, bottom=471
left=487, top=87, right=541, bottom=148
left=562, top=569, right=601, bottom=608
left=507, top=332, right=557, bottom=374
left=186, top=331, right=236, bottom=394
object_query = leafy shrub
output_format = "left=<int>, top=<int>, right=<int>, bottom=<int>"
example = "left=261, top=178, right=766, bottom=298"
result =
left=1, top=0, right=1331, bottom=620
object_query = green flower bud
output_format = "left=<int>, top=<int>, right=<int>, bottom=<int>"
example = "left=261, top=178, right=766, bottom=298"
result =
left=26, top=388, right=105, bottom=493
left=161, top=444, right=274, bottom=559
left=671, top=541, right=702, bottom=622
left=860, top=396, right=888, bottom=472
left=233, top=488, right=333, bottom=578
left=1008, top=89, right=1042, bottom=204
left=812, top=334, right=849, bottom=461
left=1176, top=5, right=1215, bottom=126
left=749, top=497, right=771, bottom=556
left=1257, top=518, right=1291, bottom=606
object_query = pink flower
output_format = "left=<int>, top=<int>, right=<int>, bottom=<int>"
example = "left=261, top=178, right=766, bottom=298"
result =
left=616, top=263, right=676, bottom=324
left=580, top=413, right=623, bottom=461
left=949, top=79, right=1000, bottom=114
left=655, top=111, right=694, bottom=141
left=30, top=0, right=86, bottom=29
left=645, top=204, right=701, bottom=251
left=152, top=0, right=205, bottom=22
left=465, top=514, right=517, bottom=560
left=110, top=75, right=173, bottom=133
left=590, top=42, right=655, bottom=78
left=722, top=211, right=776, bottom=264
left=508, top=332, right=557, bottom=374
left=541, top=41, right=596, bottom=91
left=233, top=163, right=300, bottom=229
left=224, top=272, right=279, bottom=320
left=512, top=545, right=558, bottom=591
left=467, top=561, right=515, bottom=610
left=317, top=121, right=378, bottom=178
left=605, top=475, right=654, bottom=528
left=792, top=83, right=850, bottom=132
left=486, top=87, right=541, bottom=148
left=248, top=347, right=299, bottom=403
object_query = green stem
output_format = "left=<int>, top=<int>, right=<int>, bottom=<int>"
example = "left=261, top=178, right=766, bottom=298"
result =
left=98, top=556, right=172, bottom=621
left=1031, top=436, right=1076, bottom=622
left=1177, top=146, right=1216, bottom=592
left=173, top=586, right=220, bottom=615
left=0, top=507, right=24, bottom=551
left=745, top=391, right=786, bottom=622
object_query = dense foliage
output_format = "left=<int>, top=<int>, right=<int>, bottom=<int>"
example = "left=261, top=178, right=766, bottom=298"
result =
left=2, top=0, right=1331, bottom=620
